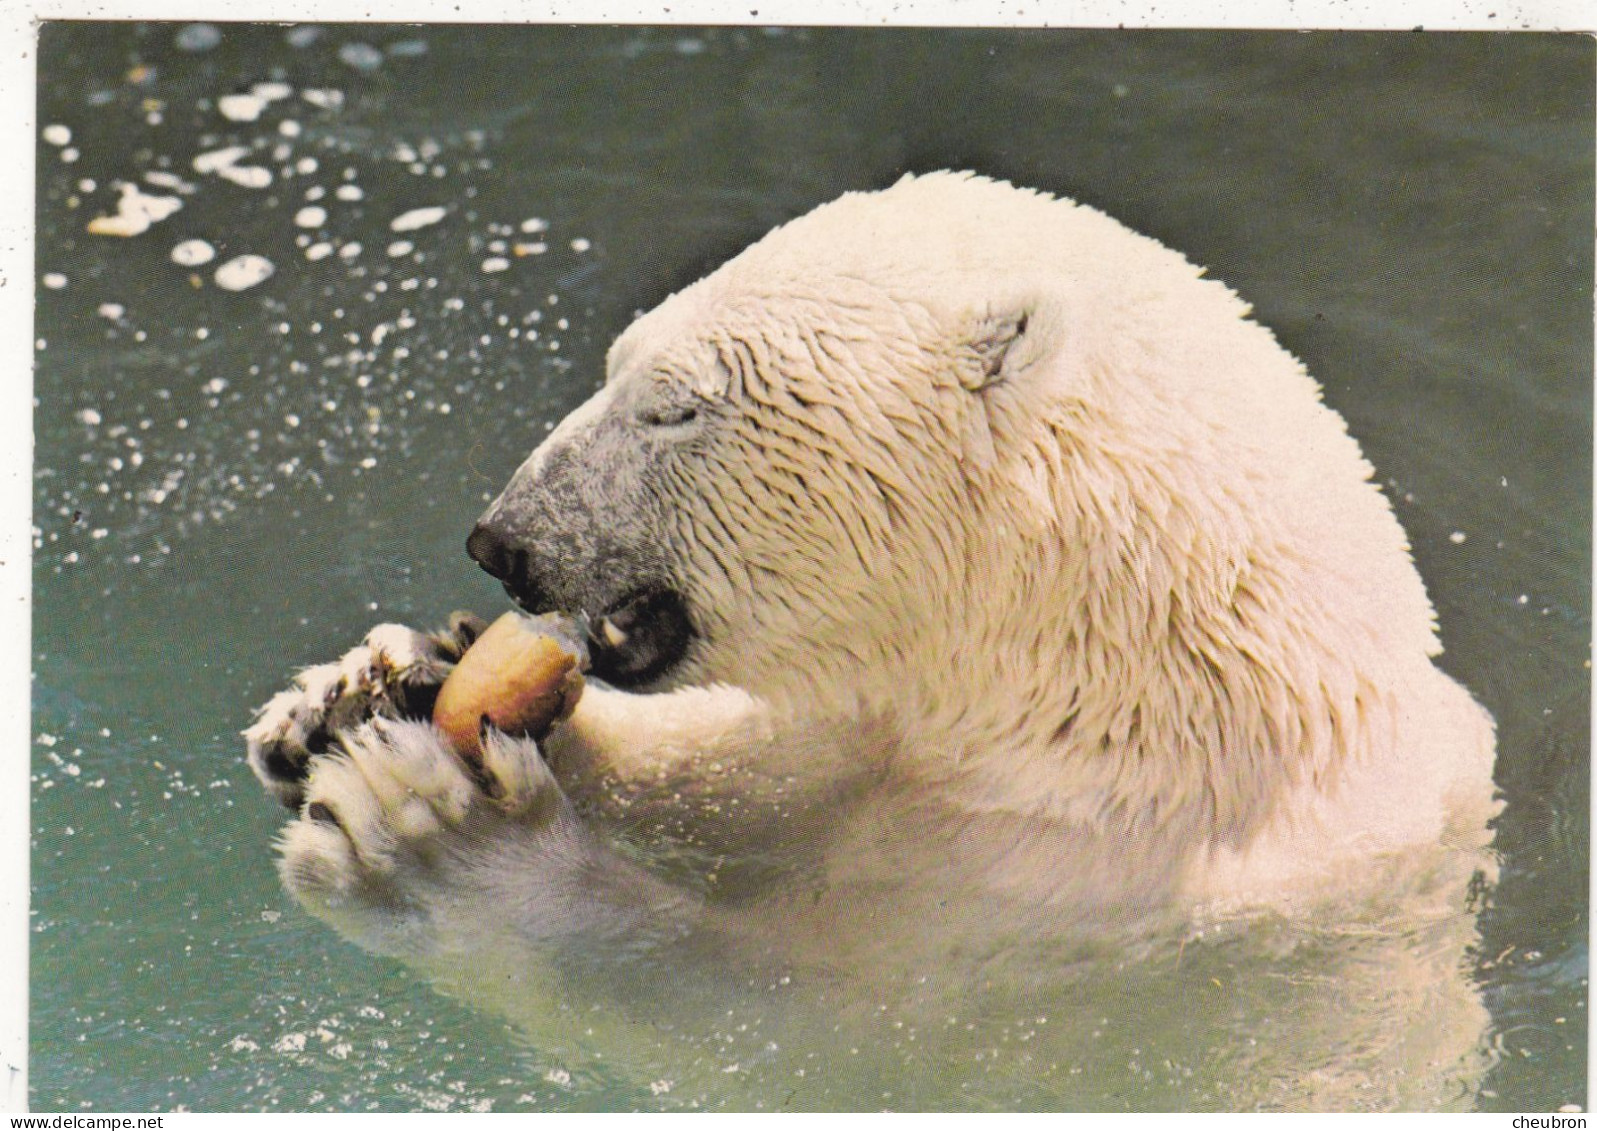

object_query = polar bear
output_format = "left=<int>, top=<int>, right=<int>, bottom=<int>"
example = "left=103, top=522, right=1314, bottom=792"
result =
left=244, top=173, right=1497, bottom=1100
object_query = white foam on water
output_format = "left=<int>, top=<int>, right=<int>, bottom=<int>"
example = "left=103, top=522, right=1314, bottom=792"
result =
left=218, top=165, right=273, bottom=189
left=338, top=42, right=384, bottom=72
left=193, top=145, right=251, bottom=174
left=192, top=144, right=273, bottom=188
left=143, top=170, right=196, bottom=194
left=218, top=94, right=267, bottom=122
left=175, top=23, right=221, bottom=52
left=214, top=255, right=276, bottom=292
left=86, top=183, right=183, bottom=237
left=390, top=206, right=448, bottom=232
left=170, top=239, right=216, bottom=266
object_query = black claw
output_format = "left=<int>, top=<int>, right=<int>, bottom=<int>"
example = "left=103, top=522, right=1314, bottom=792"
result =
left=398, top=679, right=442, bottom=721
left=263, top=745, right=307, bottom=783
left=460, top=714, right=504, bottom=800
left=446, top=610, right=489, bottom=654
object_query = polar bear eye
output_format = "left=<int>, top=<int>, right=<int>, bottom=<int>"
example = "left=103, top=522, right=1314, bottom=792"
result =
left=640, top=404, right=699, bottom=428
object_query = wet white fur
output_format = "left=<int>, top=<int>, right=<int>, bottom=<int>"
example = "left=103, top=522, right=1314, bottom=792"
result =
left=563, top=171, right=1496, bottom=906
left=270, top=172, right=1497, bottom=943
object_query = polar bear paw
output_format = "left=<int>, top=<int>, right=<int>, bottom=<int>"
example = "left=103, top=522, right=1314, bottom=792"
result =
left=243, top=613, right=486, bottom=808
left=245, top=616, right=609, bottom=950
left=273, top=717, right=577, bottom=922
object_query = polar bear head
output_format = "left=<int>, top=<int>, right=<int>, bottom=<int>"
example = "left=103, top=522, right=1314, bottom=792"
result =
left=470, top=173, right=1052, bottom=688
left=468, top=171, right=1443, bottom=839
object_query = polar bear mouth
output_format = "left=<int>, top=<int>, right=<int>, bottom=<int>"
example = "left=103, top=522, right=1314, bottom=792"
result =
left=581, top=588, right=694, bottom=687
left=491, top=582, right=692, bottom=687
left=468, top=522, right=694, bottom=687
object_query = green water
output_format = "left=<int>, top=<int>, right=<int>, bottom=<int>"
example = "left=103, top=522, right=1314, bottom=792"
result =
left=29, top=24, right=1590, bottom=1111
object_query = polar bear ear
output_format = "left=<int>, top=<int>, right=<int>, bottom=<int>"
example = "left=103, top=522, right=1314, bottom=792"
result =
left=959, top=310, right=1031, bottom=392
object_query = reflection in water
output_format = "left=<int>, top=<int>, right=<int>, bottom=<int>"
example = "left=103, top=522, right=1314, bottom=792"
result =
left=336, top=814, right=1500, bottom=1110
left=30, top=23, right=1588, bottom=1112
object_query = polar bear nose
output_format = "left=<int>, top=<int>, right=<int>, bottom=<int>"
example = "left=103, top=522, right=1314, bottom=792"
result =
left=467, top=520, right=514, bottom=581
left=468, top=518, right=557, bottom=614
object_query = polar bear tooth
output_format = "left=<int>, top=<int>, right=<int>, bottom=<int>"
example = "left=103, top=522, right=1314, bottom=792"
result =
left=599, top=618, right=629, bottom=649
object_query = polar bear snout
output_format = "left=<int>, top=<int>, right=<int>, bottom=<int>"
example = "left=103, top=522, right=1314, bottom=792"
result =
left=467, top=518, right=543, bottom=607
left=466, top=512, right=573, bottom=631
left=468, top=504, right=695, bottom=689
left=465, top=518, right=513, bottom=579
